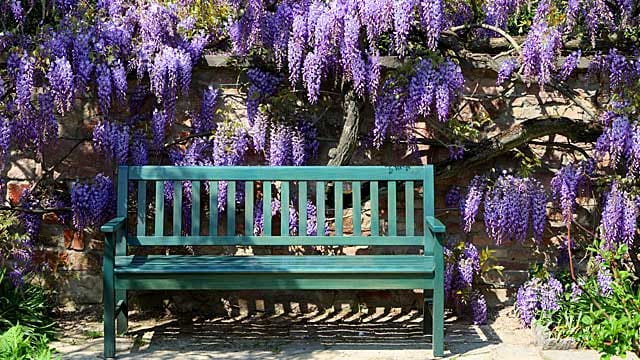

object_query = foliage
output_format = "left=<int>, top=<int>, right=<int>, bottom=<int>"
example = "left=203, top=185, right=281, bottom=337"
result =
left=444, top=241, right=503, bottom=324
left=0, top=325, right=58, bottom=360
left=0, top=269, right=56, bottom=340
left=516, top=243, right=640, bottom=358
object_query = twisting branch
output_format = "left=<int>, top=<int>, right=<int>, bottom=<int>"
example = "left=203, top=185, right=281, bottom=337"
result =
left=0, top=205, right=72, bottom=214
left=435, top=116, right=602, bottom=179
left=448, top=23, right=522, bottom=53
left=440, top=31, right=598, bottom=120
left=31, top=139, right=89, bottom=192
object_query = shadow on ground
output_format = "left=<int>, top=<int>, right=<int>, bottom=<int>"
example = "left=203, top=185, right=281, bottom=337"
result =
left=57, top=307, right=508, bottom=360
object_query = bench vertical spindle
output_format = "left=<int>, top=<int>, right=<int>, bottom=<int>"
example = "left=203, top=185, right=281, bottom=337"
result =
left=245, top=181, right=254, bottom=234
left=405, top=181, right=414, bottom=236
left=281, top=182, right=290, bottom=235
left=173, top=181, right=182, bottom=235
left=352, top=181, right=361, bottom=235
left=298, top=182, right=307, bottom=236
left=263, top=181, right=272, bottom=235
left=209, top=181, right=218, bottom=236
left=137, top=181, right=146, bottom=236
left=191, top=182, right=201, bottom=236
left=316, top=181, right=325, bottom=236
left=227, top=181, right=236, bottom=236
left=370, top=181, right=379, bottom=236
left=388, top=181, right=397, bottom=236
left=334, top=181, right=343, bottom=236
left=155, top=181, right=164, bottom=236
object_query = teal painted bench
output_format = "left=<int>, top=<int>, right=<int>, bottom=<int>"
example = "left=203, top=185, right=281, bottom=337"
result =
left=101, top=165, right=446, bottom=358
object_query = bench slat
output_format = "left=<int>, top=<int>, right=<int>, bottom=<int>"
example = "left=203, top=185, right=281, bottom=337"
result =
left=245, top=181, right=253, bottom=235
left=405, top=181, right=414, bottom=236
left=316, top=181, right=324, bottom=236
left=298, top=182, right=307, bottom=236
left=191, top=181, right=200, bottom=236
left=335, top=181, right=343, bottom=236
left=115, top=273, right=434, bottom=291
left=173, top=181, right=182, bottom=235
left=370, top=181, right=379, bottom=236
left=209, top=181, right=218, bottom=236
left=263, top=181, right=272, bottom=235
left=137, top=181, right=146, bottom=236
left=115, top=255, right=435, bottom=274
left=128, top=166, right=426, bottom=181
left=281, top=182, right=289, bottom=236
left=388, top=181, right=396, bottom=236
left=154, top=181, right=164, bottom=236
left=352, top=181, right=361, bottom=235
left=227, top=181, right=235, bottom=236
left=127, top=235, right=425, bottom=246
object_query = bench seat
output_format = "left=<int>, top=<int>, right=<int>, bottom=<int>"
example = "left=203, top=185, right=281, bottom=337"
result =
left=115, top=255, right=435, bottom=274
left=113, top=255, right=436, bottom=290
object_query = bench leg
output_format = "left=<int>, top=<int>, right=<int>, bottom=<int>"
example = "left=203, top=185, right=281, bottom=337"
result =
left=432, top=285, right=445, bottom=357
left=104, top=283, right=116, bottom=359
left=423, top=289, right=433, bottom=334
left=116, top=290, right=128, bottom=335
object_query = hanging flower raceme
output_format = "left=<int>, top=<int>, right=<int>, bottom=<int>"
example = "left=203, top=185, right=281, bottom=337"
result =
left=515, top=277, right=564, bottom=327
left=71, top=174, right=116, bottom=231
left=47, top=57, right=74, bottom=114
left=443, top=241, right=487, bottom=325
left=550, top=159, right=593, bottom=226
left=93, top=121, right=130, bottom=165
left=600, top=181, right=638, bottom=249
left=246, top=69, right=281, bottom=126
left=373, top=58, right=464, bottom=147
left=461, top=174, right=546, bottom=244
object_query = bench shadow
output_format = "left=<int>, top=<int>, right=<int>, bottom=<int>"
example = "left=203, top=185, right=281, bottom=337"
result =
left=121, top=307, right=502, bottom=358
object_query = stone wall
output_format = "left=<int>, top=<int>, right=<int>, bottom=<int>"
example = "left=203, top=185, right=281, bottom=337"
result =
left=4, top=59, right=594, bottom=310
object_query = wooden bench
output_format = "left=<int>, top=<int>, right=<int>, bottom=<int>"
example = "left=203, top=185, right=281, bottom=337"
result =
left=101, top=165, right=446, bottom=358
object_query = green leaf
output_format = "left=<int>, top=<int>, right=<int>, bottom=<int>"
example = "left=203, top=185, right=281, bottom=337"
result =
left=581, top=315, right=593, bottom=325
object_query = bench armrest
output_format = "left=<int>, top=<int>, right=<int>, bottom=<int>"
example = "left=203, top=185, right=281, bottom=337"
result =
left=426, top=216, right=446, bottom=233
left=101, top=217, right=126, bottom=233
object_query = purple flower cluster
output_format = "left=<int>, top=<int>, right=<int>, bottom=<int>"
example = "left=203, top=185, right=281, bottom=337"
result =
left=550, top=160, right=592, bottom=226
left=246, top=69, right=281, bottom=126
left=194, top=86, right=219, bottom=134
left=444, top=241, right=487, bottom=325
left=483, top=0, right=522, bottom=29
left=267, top=120, right=319, bottom=166
left=515, top=277, right=564, bottom=327
left=47, top=57, right=74, bottom=114
left=462, top=174, right=547, bottom=244
left=0, top=118, right=11, bottom=170
left=213, top=120, right=249, bottom=212
left=558, top=51, right=581, bottom=81
left=445, top=186, right=462, bottom=209
left=130, top=131, right=149, bottom=166
left=600, top=181, right=638, bottom=248
left=483, top=175, right=547, bottom=244
left=17, top=190, right=42, bottom=239
left=496, top=58, right=518, bottom=86
left=93, top=121, right=130, bottom=165
left=521, top=18, right=562, bottom=87
left=461, top=176, right=486, bottom=232
left=71, top=174, right=115, bottom=230
left=595, top=114, right=640, bottom=176
left=373, top=58, right=464, bottom=147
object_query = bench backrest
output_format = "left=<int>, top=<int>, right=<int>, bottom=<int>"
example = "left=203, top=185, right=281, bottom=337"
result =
left=114, top=165, right=435, bottom=255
